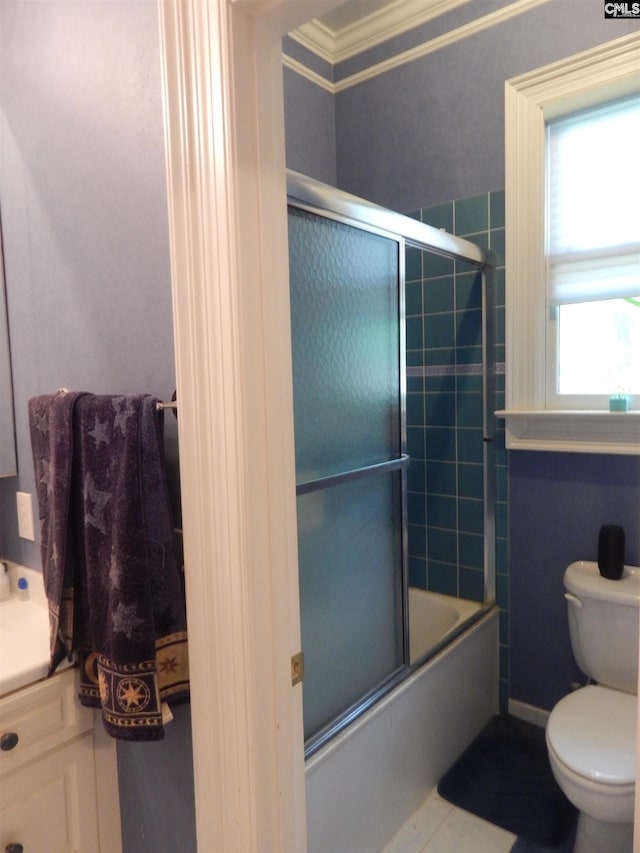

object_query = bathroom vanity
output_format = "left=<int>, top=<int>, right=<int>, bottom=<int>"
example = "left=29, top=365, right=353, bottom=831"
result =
left=0, top=566, right=121, bottom=853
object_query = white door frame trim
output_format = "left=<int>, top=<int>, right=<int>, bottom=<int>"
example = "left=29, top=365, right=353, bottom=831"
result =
left=156, top=1, right=334, bottom=849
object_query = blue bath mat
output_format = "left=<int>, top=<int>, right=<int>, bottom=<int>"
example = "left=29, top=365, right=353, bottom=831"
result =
left=437, top=714, right=576, bottom=847
left=510, top=825, right=576, bottom=853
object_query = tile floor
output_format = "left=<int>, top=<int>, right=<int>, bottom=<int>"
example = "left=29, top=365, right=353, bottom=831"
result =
left=382, top=787, right=517, bottom=853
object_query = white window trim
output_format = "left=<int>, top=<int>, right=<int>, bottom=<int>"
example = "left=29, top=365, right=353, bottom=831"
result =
left=500, top=32, right=640, bottom=455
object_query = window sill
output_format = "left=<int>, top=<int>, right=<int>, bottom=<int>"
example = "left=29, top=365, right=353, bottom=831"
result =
left=495, top=410, right=640, bottom=455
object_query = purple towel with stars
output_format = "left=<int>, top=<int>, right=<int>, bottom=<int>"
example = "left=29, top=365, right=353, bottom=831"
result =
left=29, top=390, right=87, bottom=673
left=29, top=392, right=189, bottom=741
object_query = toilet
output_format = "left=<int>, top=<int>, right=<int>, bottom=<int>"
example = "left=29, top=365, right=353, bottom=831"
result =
left=546, top=560, right=639, bottom=853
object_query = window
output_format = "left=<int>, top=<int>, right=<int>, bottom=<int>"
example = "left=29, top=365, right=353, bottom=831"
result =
left=546, top=96, right=640, bottom=409
left=502, top=33, right=640, bottom=454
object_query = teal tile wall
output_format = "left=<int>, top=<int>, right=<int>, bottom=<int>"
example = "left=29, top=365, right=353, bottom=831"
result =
left=405, top=189, right=509, bottom=709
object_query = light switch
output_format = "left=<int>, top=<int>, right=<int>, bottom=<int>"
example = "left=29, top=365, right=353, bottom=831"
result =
left=16, top=491, right=35, bottom=541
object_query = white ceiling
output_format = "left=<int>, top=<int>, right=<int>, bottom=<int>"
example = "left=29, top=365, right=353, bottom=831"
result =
left=317, top=0, right=397, bottom=32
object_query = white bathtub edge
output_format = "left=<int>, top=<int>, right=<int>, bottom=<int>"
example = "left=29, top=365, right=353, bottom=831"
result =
left=305, top=607, right=499, bottom=853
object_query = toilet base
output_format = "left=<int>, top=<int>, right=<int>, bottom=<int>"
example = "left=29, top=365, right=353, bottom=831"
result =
left=574, top=811, right=633, bottom=853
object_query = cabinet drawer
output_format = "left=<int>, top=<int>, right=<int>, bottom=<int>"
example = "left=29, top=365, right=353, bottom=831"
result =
left=0, top=668, right=94, bottom=773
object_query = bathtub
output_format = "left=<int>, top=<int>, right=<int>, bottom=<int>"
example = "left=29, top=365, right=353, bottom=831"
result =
left=409, top=587, right=484, bottom=665
left=305, top=597, right=498, bottom=853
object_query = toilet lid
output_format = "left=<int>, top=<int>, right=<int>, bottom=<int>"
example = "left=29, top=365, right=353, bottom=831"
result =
left=547, top=685, right=637, bottom=785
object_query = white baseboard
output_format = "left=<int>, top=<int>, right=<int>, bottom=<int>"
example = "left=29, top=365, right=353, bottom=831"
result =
left=508, top=698, right=549, bottom=729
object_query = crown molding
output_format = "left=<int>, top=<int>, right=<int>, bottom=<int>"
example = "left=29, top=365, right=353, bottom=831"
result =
left=291, top=0, right=471, bottom=65
left=287, top=0, right=554, bottom=93
left=282, top=53, right=335, bottom=92
left=291, top=18, right=336, bottom=64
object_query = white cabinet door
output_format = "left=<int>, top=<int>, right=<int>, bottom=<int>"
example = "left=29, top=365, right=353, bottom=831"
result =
left=0, top=732, right=100, bottom=853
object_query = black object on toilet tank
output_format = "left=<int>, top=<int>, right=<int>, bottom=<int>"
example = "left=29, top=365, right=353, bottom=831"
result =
left=597, top=524, right=625, bottom=580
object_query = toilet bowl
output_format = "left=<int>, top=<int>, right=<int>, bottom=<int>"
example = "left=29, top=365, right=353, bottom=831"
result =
left=545, top=562, right=640, bottom=853
left=547, top=686, right=635, bottom=822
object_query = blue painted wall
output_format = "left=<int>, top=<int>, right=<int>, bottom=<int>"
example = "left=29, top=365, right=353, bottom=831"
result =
left=333, top=1, right=638, bottom=212
left=283, top=0, right=640, bottom=712
left=0, top=3, right=195, bottom=850
left=510, top=452, right=640, bottom=709
left=283, top=66, right=337, bottom=186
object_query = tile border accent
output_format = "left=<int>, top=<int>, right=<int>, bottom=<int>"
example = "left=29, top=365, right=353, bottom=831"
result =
left=408, top=362, right=505, bottom=377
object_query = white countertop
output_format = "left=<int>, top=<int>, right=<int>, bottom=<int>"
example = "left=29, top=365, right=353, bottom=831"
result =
left=0, top=564, right=60, bottom=697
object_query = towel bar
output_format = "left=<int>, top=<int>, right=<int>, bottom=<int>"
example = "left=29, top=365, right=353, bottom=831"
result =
left=156, top=390, right=178, bottom=417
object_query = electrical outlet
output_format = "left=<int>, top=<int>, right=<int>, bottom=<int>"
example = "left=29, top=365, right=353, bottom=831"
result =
left=16, top=491, right=35, bottom=541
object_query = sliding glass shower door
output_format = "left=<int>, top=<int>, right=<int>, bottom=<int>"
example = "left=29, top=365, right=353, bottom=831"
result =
left=288, top=205, right=407, bottom=751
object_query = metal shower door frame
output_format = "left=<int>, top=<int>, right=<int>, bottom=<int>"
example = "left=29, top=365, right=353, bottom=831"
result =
left=287, top=170, right=497, bottom=755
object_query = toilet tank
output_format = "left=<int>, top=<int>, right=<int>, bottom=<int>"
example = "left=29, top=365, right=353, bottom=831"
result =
left=564, top=560, right=640, bottom=694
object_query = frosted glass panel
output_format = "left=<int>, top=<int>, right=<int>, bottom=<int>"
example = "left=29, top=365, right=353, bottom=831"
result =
left=288, top=204, right=406, bottom=746
left=288, top=207, right=400, bottom=480
left=297, top=473, right=403, bottom=740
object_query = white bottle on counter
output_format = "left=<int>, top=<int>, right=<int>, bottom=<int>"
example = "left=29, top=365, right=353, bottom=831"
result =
left=17, top=577, right=29, bottom=601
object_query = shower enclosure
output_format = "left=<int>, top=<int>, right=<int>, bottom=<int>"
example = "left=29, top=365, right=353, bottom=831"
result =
left=287, top=171, right=496, bottom=756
